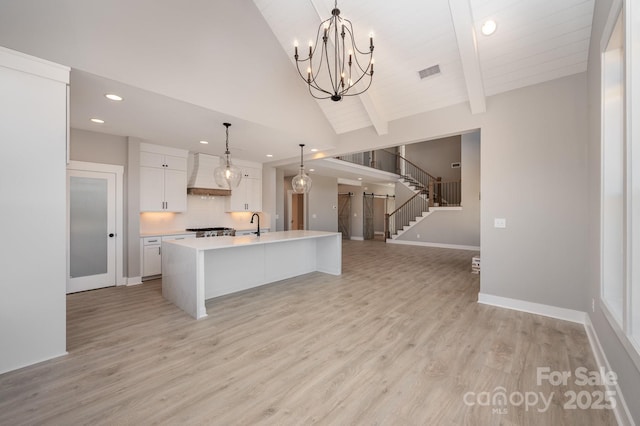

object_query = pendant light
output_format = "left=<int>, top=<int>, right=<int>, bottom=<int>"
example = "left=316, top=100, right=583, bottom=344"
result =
left=214, top=122, right=242, bottom=189
left=292, top=144, right=312, bottom=193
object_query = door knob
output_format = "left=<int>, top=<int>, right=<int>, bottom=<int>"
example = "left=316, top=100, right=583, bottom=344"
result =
left=108, top=233, right=115, bottom=237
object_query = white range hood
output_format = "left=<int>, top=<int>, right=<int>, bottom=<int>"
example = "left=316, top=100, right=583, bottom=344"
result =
left=187, top=153, right=231, bottom=196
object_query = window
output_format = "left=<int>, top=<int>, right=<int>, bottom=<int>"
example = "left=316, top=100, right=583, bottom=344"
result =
left=602, top=11, right=624, bottom=325
left=601, top=0, right=640, bottom=368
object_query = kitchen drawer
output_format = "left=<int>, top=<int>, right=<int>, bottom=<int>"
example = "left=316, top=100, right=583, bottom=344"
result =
left=143, top=236, right=162, bottom=245
left=162, top=234, right=196, bottom=242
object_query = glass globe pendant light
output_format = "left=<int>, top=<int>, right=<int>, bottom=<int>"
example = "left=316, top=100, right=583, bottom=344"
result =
left=214, top=122, right=242, bottom=189
left=292, top=144, right=312, bottom=193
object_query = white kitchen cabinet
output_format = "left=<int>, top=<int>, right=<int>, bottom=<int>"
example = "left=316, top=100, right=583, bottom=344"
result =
left=139, top=144, right=188, bottom=212
left=142, top=238, right=162, bottom=278
left=141, top=234, right=195, bottom=279
left=227, top=166, right=262, bottom=212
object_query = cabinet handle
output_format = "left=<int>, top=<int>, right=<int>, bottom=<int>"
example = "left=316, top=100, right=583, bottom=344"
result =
left=158, top=247, right=161, bottom=255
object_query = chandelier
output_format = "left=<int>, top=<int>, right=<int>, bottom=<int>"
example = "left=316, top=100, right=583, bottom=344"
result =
left=294, top=0, right=374, bottom=101
left=214, top=122, right=242, bottom=189
left=292, top=144, right=312, bottom=193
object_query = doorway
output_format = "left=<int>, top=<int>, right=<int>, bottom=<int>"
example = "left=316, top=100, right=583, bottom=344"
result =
left=67, top=161, right=123, bottom=293
left=287, top=190, right=306, bottom=230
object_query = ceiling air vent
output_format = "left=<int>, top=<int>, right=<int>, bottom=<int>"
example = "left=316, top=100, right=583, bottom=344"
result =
left=418, top=64, right=441, bottom=79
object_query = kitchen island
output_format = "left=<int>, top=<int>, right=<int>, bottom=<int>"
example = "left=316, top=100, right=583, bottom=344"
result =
left=161, top=230, right=342, bottom=319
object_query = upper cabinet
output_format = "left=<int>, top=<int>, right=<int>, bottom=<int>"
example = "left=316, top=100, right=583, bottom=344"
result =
left=226, top=164, right=262, bottom=212
left=139, top=143, right=188, bottom=212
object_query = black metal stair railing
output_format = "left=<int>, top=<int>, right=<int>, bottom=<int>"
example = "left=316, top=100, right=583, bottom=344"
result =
left=336, top=149, right=461, bottom=239
left=385, top=192, right=430, bottom=238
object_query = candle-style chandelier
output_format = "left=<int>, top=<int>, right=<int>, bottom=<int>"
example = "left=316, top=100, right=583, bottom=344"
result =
left=294, top=0, right=374, bottom=101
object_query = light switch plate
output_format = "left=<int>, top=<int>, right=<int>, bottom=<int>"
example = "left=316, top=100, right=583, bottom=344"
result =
left=494, top=218, right=506, bottom=228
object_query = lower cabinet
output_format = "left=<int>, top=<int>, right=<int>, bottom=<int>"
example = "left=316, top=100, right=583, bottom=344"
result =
left=141, top=234, right=195, bottom=279
left=142, top=241, right=162, bottom=277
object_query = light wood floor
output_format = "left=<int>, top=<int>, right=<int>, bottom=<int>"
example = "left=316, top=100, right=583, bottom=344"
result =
left=0, top=241, right=615, bottom=425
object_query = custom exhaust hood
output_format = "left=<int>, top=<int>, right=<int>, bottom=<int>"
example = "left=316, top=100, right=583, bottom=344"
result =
left=187, top=153, right=232, bottom=196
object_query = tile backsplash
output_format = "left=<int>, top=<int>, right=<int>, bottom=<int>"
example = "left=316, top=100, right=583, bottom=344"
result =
left=140, top=195, right=267, bottom=234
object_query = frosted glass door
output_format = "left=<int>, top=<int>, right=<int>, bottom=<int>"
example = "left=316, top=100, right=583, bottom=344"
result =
left=70, top=176, right=107, bottom=277
left=67, top=170, right=116, bottom=293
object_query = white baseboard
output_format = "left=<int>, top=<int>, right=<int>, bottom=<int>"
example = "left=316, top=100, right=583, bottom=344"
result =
left=0, top=351, right=68, bottom=375
left=126, top=276, right=143, bottom=286
left=350, top=236, right=364, bottom=241
left=387, top=239, right=480, bottom=251
left=584, top=316, right=635, bottom=426
left=477, top=293, right=586, bottom=324
left=478, top=293, right=634, bottom=424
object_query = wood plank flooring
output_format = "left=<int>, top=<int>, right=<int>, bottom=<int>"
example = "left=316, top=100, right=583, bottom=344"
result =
left=0, top=240, right=616, bottom=425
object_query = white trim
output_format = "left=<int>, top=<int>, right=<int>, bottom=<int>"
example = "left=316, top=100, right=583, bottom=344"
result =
left=430, top=206, right=463, bottom=211
left=584, top=315, right=635, bottom=426
left=0, top=351, right=68, bottom=376
left=601, top=301, right=640, bottom=373
left=0, top=45, right=69, bottom=84
left=600, top=0, right=624, bottom=52
left=387, top=239, right=479, bottom=251
left=477, top=293, right=587, bottom=324
left=67, top=161, right=125, bottom=286
left=126, top=277, right=143, bottom=286
left=139, top=142, right=188, bottom=158
left=350, top=236, right=365, bottom=241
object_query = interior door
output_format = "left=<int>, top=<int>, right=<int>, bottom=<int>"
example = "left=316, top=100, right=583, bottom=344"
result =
left=363, top=193, right=374, bottom=240
left=338, top=193, right=351, bottom=239
left=292, top=193, right=305, bottom=230
left=67, top=170, right=116, bottom=293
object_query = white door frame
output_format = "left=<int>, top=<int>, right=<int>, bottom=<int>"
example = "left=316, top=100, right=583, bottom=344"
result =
left=67, top=161, right=124, bottom=287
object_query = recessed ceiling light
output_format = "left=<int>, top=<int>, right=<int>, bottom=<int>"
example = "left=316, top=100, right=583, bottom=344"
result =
left=357, top=177, right=363, bottom=181
left=310, top=148, right=319, bottom=152
left=105, top=93, right=123, bottom=101
left=481, top=20, right=497, bottom=36
left=266, top=154, right=273, bottom=158
left=199, top=140, right=209, bottom=144
left=90, top=118, right=105, bottom=124
left=309, top=168, right=315, bottom=172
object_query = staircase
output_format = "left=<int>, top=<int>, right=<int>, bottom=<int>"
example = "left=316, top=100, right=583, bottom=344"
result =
left=333, top=148, right=461, bottom=240
left=385, top=158, right=460, bottom=240
left=385, top=175, right=431, bottom=240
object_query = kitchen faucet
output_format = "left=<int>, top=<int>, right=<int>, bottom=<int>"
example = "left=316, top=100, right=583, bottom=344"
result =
left=250, top=213, right=260, bottom=237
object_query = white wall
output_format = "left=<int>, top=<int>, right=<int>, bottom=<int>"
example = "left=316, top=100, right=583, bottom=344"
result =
left=0, top=48, right=68, bottom=373
left=306, top=175, right=338, bottom=232
left=338, top=73, right=588, bottom=312
left=396, top=131, right=480, bottom=248
left=70, top=128, right=127, bottom=165
left=405, top=135, right=461, bottom=181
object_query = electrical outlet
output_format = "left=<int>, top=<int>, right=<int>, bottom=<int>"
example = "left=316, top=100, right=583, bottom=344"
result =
left=417, top=234, right=420, bottom=239
left=494, top=218, right=507, bottom=228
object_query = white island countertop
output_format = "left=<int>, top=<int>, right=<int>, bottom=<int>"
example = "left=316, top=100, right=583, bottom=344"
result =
left=165, top=230, right=338, bottom=250
left=161, top=230, right=342, bottom=319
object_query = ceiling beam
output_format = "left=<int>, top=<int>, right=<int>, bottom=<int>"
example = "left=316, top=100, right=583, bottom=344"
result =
left=308, top=0, right=388, bottom=135
left=448, top=0, right=486, bottom=114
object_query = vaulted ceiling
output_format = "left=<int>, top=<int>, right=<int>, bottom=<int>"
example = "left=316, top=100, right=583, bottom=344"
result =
left=0, top=0, right=594, bottom=165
